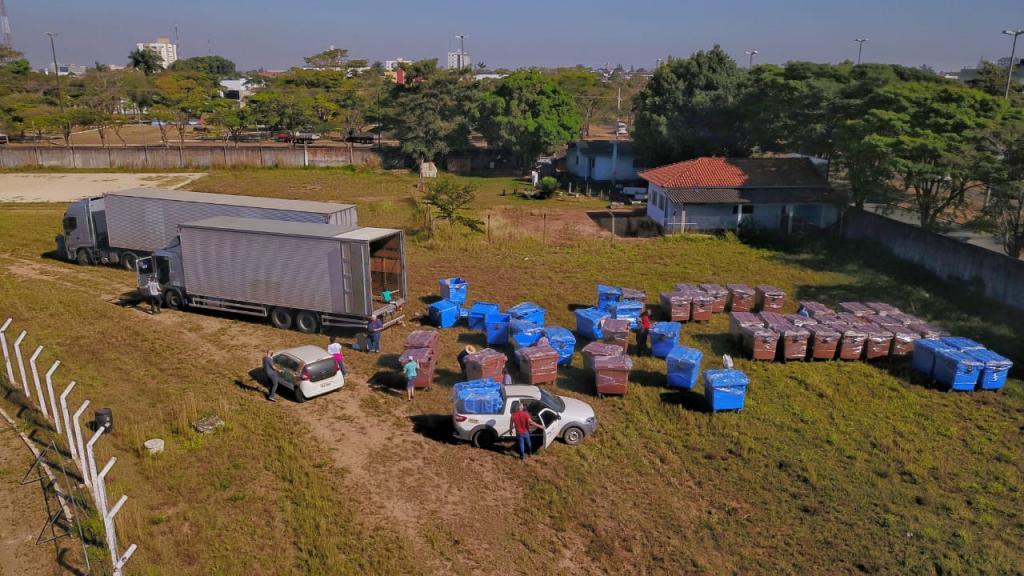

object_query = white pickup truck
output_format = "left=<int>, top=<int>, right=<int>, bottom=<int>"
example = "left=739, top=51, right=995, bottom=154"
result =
left=453, top=385, right=597, bottom=450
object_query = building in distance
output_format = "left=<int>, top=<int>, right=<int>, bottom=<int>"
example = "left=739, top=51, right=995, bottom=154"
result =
left=137, top=36, right=178, bottom=68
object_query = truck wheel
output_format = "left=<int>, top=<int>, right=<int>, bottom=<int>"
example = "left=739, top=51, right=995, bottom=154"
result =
left=121, top=252, right=138, bottom=271
left=164, top=289, right=184, bottom=310
left=295, top=310, right=319, bottom=334
left=76, top=249, right=93, bottom=266
left=472, top=429, right=497, bottom=449
left=270, top=307, right=293, bottom=330
left=562, top=426, right=585, bottom=446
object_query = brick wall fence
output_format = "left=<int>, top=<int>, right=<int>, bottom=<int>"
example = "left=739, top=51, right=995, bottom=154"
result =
left=843, top=208, right=1024, bottom=312
left=0, top=145, right=389, bottom=169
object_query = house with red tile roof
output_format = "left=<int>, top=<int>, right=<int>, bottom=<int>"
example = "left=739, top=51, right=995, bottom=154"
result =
left=638, top=156, right=839, bottom=233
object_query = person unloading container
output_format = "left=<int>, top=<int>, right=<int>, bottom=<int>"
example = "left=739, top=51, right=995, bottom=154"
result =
left=510, top=401, right=545, bottom=461
left=402, top=357, right=418, bottom=401
left=366, top=314, right=384, bottom=353
left=636, top=309, right=652, bottom=356
left=327, top=336, right=347, bottom=376
left=502, top=367, right=513, bottom=387
left=263, top=350, right=282, bottom=402
left=145, top=275, right=162, bottom=314
left=457, top=345, right=476, bottom=377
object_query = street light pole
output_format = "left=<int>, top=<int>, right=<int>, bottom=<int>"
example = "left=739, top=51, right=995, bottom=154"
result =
left=455, top=34, right=465, bottom=69
left=745, top=50, right=759, bottom=68
left=45, top=32, right=64, bottom=114
left=855, top=38, right=868, bottom=65
left=1003, top=29, right=1023, bottom=100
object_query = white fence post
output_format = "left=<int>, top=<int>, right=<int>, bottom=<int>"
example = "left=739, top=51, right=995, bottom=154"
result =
left=73, top=400, right=91, bottom=487
left=29, top=346, right=47, bottom=417
left=45, top=361, right=61, bottom=432
left=116, top=544, right=138, bottom=576
left=0, top=319, right=14, bottom=384
left=85, top=427, right=104, bottom=502
left=98, top=459, right=119, bottom=564
left=13, top=331, right=29, bottom=397
left=59, top=381, right=77, bottom=460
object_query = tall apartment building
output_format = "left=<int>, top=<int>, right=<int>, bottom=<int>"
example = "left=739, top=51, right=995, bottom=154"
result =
left=447, top=50, right=470, bottom=70
left=136, top=36, right=179, bottom=68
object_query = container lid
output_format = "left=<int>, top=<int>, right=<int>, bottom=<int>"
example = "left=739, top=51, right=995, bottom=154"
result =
left=730, top=312, right=763, bottom=324
left=517, top=345, right=559, bottom=362
left=440, top=277, right=467, bottom=286
left=609, top=300, right=644, bottom=312
left=756, top=285, right=784, bottom=295
left=935, top=349, right=983, bottom=367
left=621, top=287, right=647, bottom=301
left=485, top=312, right=511, bottom=323
left=404, top=330, right=440, bottom=349
left=582, top=341, right=623, bottom=357
left=429, top=299, right=459, bottom=312
left=726, top=283, right=754, bottom=294
left=399, top=347, right=434, bottom=363
left=467, top=348, right=506, bottom=363
left=575, top=307, right=610, bottom=322
left=469, top=301, right=501, bottom=313
left=661, top=291, right=693, bottom=303
left=667, top=345, right=703, bottom=363
left=597, top=284, right=623, bottom=297
left=509, top=302, right=545, bottom=318
left=650, top=322, right=682, bottom=337
left=602, top=319, right=631, bottom=333
left=699, top=283, right=727, bottom=295
left=798, top=301, right=835, bottom=314
left=703, top=369, right=750, bottom=388
left=593, top=354, right=633, bottom=371
left=914, top=338, right=952, bottom=351
left=940, top=336, right=985, bottom=351
left=965, top=348, right=1013, bottom=369
left=807, top=325, right=841, bottom=337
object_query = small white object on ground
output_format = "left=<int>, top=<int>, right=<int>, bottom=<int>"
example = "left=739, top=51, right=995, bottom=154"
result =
left=144, top=438, right=165, bottom=455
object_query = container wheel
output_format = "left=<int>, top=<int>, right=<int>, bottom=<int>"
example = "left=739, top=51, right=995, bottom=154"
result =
left=76, top=249, right=93, bottom=266
left=472, top=429, right=496, bottom=449
left=295, top=310, right=319, bottom=334
left=562, top=426, right=585, bottom=446
left=270, top=307, right=293, bottom=330
left=164, top=289, right=185, bottom=310
left=121, top=251, right=138, bottom=271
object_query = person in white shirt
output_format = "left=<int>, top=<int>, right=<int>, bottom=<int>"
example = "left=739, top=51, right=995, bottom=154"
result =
left=145, top=276, right=162, bottom=315
left=327, top=336, right=347, bottom=376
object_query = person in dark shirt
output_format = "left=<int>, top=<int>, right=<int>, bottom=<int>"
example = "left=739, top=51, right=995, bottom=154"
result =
left=457, top=345, right=476, bottom=377
left=263, top=350, right=282, bottom=402
left=367, top=315, right=384, bottom=353
left=636, top=309, right=652, bottom=356
left=510, top=401, right=544, bottom=460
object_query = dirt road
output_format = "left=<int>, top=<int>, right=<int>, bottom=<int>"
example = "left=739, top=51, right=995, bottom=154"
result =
left=0, top=173, right=205, bottom=203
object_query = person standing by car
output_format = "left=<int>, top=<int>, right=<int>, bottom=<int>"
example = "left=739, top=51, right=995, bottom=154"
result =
left=145, top=275, right=162, bottom=315
left=510, top=401, right=544, bottom=461
left=366, top=314, right=384, bottom=353
left=327, top=336, right=347, bottom=376
left=263, top=350, right=282, bottom=402
left=502, top=367, right=513, bottom=387
left=402, top=356, right=418, bottom=401
left=636, top=309, right=652, bottom=356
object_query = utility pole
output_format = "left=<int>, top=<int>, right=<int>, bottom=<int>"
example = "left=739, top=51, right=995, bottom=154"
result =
left=455, top=34, right=466, bottom=69
left=855, top=38, right=868, bottom=65
left=745, top=50, right=759, bottom=68
left=1003, top=29, right=1023, bottom=100
left=611, top=86, right=621, bottom=185
left=46, top=32, right=68, bottom=147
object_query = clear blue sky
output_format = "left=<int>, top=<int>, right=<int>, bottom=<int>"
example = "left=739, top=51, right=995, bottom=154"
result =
left=8, top=0, right=1024, bottom=72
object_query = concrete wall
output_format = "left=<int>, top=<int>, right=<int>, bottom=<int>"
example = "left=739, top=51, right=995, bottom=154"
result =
left=0, top=145, right=384, bottom=169
left=568, top=149, right=637, bottom=181
left=843, top=208, right=1024, bottom=312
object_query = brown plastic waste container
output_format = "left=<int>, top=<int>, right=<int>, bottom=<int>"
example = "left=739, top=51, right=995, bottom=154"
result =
left=773, top=322, right=810, bottom=361
left=863, top=326, right=893, bottom=360
left=759, top=311, right=788, bottom=325
left=834, top=324, right=867, bottom=360
left=399, top=347, right=436, bottom=390
left=837, top=312, right=871, bottom=326
left=909, top=323, right=947, bottom=339
left=784, top=314, right=818, bottom=328
left=660, top=291, right=692, bottom=322
left=593, top=354, right=632, bottom=396
left=729, top=312, right=763, bottom=342
left=755, top=285, right=786, bottom=312
left=621, top=287, right=647, bottom=303
left=797, top=301, right=835, bottom=318
left=690, top=292, right=714, bottom=322
left=674, top=283, right=700, bottom=292
left=886, top=312, right=917, bottom=326
left=866, top=302, right=900, bottom=316
left=601, top=319, right=632, bottom=354
left=726, top=284, right=755, bottom=312
left=581, top=341, right=623, bottom=370
left=838, top=302, right=875, bottom=317
left=888, top=326, right=918, bottom=356
left=464, top=348, right=507, bottom=381
left=699, top=284, right=729, bottom=313
left=742, top=326, right=779, bottom=361
left=807, top=325, right=840, bottom=360
left=516, top=345, right=559, bottom=385
left=403, top=330, right=440, bottom=354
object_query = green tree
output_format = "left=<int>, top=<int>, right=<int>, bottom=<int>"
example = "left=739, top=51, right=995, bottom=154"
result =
left=128, top=47, right=163, bottom=76
left=477, top=69, right=581, bottom=170
left=384, top=68, right=479, bottom=163
left=207, top=100, right=251, bottom=146
left=632, top=45, right=747, bottom=165
left=967, top=61, right=1010, bottom=98
left=77, top=69, right=133, bottom=147
left=246, top=90, right=315, bottom=132
left=422, top=176, right=482, bottom=233
left=304, top=48, right=350, bottom=70
left=152, top=71, right=218, bottom=147
left=976, top=114, right=1024, bottom=257
left=171, top=55, right=238, bottom=78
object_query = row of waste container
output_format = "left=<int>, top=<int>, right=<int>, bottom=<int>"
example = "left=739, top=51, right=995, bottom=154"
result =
left=912, top=337, right=1012, bottom=391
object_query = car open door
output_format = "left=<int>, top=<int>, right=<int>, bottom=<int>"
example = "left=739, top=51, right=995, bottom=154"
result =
left=135, top=256, right=154, bottom=288
left=538, top=409, right=560, bottom=449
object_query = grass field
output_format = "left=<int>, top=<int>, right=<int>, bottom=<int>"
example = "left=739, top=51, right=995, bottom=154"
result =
left=0, top=167, right=1022, bottom=575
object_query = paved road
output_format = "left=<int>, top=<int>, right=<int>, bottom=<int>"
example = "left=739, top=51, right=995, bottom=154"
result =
left=0, top=173, right=205, bottom=203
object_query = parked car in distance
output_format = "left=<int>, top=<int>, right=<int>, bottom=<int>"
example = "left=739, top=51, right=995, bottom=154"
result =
left=274, top=131, right=292, bottom=142
left=453, top=384, right=597, bottom=450
left=0, top=133, right=8, bottom=144
left=344, top=132, right=375, bottom=144
left=292, top=131, right=320, bottom=144
left=271, top=345, right=345, bottom=402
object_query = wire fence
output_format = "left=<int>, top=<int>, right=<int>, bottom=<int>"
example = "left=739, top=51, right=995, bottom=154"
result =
left=0, top=317, right=137, bottom=576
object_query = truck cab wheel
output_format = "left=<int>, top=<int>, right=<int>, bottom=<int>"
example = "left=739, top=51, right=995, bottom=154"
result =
left=472, top=429, right=497, bottom=449
left=164, top=289, right=185, bottom=310
left=76, top=249, right=93, bottom=266
left=270, top=307, right=294, bottom=330
left=122, top=252, right=138, bottom=271
left=295, top=310, right=320, bottom=334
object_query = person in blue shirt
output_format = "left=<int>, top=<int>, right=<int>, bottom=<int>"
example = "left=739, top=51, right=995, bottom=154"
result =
left=402, top=357, right=418, bottom=401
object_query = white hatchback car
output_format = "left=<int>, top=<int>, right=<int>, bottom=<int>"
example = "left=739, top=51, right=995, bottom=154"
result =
left=271, top=345, right=345, bottom=402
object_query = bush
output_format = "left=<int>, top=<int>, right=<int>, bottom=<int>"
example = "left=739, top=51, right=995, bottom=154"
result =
left=537, top=176, right=559, bottom=199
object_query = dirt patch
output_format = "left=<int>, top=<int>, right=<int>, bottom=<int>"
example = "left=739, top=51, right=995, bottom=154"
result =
left=0, top=173, right=206, bottom=203
left=489, top=206, right=609, bottom=245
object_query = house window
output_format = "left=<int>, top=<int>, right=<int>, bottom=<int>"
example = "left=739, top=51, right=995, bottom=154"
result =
left=732, top=205, right=754, bottom=214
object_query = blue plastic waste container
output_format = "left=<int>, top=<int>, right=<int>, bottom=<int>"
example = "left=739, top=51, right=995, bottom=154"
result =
left=454, top=378, right=500, bottom=400
left=429, top=299, right=460, bottom=328
left=454, top=379, right=504, bottom=413
left=940, top=336, right=985, bottom=352
left=911, top=339, right=954, bottom=378
left=439, top=277, right=468, bottom=304
left=543, top=326, right=576, bottom=366
left=468, top=302, right=501, bottom=331
left=575, top=307, right=609, bottom=340
left=485, top=313, right=511, bottom=346
left=666, top=346, right=703, bottom=389
left=509, top=302, right=546, bottom=326
left=511, top=328, right=543, bottom=350
left=933, top=349, right=983, bottom=391
left=597, top=284, right=622, bottom=311
left=966, top=348, right=1013, bottom=391
left=650, top=322, right=682, bottom=358
left=608, top=300, right=644, bottom=329
left=703, top=369, right=749, bottom=412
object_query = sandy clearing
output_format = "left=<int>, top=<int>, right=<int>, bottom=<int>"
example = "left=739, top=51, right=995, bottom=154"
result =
left=0, top=173, right=206, bottom=203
